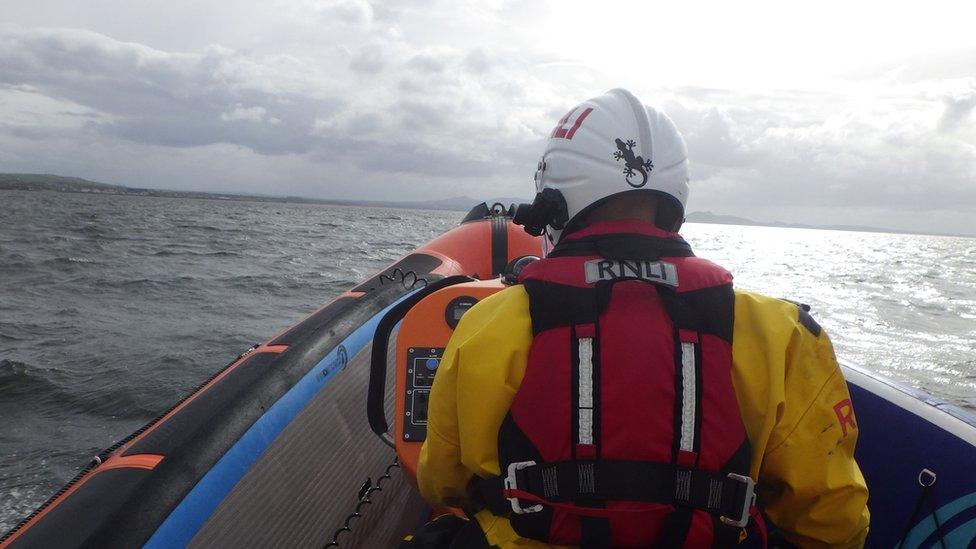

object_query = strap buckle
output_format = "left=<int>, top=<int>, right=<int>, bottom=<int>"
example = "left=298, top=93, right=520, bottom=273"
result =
left=719, top=473, right=756, bottom=528
left=504, top=461, right=543, bottom=514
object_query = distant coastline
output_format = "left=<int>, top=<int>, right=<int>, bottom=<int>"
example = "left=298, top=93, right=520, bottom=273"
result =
left=0, top=173, right=479, bottom=213
left=1, top=173, right=969, bottom=238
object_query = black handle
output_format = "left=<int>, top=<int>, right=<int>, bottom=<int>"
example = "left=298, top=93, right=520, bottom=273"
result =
left=367, top=275, right=475, bottom=447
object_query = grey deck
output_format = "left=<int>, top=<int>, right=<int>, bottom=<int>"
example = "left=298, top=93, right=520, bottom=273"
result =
left=190, top=339, right=424, bottom=548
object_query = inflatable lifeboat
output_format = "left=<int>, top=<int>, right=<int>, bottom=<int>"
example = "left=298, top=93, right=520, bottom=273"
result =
left=2, top=203, right=975, bottom=548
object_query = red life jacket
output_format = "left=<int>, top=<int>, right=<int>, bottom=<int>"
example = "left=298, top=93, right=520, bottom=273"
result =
left=482, top=221, right=758, bottom=548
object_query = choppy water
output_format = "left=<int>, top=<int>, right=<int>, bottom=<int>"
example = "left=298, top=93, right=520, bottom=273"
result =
left=1, top=189, right=974, bottom=532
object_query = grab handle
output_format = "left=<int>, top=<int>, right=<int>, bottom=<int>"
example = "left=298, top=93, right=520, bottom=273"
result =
left=367, top=275, right=475, bottom=447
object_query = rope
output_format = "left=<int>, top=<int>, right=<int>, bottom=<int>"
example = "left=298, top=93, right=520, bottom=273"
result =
left=322, top=456, right=401, bottom=548
left=378, top=268, right=428, bottom=290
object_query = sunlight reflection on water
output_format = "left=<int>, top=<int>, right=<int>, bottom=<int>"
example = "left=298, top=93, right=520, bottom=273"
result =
left=684, top=222, right=976, bottom=409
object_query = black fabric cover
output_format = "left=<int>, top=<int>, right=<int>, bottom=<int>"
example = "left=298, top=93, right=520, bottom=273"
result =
left=6, top=469, right=150, bottom=549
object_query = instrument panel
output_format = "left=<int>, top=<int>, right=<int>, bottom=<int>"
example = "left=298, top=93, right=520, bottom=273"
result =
left=403, top=346, right=442, bottom=441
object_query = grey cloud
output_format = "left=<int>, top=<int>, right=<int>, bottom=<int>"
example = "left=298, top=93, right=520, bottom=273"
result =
left=0, top=24, right=553, bottom=188
left=349, top=44, right=388, bottom=73
left=317, top=0, right=375, bottom=26
left=0, top=28, right=344, bottom=156
left=937, top=87, right=976, bottom=132
left=394, top=99, right=454, bottom=129
left=1, top=122, right=84, bottom=141
left=406, top=51, right=449, bottom=73
left=462, top=49, right=494, bottom=74
left=340, top=112, right=384, bottom=136
left=663, top=102, right=758, bottom=180
left=2, top=12, right=974, bottom=235
left=370, top=0, right=437, bottom=23
left=662, top=88, right=976, bottom=225
left=844, top=48, right=976, bottom=83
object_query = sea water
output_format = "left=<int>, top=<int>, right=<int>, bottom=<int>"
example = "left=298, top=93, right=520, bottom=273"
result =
left=1, top=189, right=974, bottom=531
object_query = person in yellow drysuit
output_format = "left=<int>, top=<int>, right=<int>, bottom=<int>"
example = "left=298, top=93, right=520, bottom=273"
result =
left=417, top=89, right=869, bottom=547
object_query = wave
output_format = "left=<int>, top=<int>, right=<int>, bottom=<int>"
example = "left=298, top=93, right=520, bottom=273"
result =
left=151, top=250, right=241, bottom=257
left=175, top=224, right=227, bottom=232
left=66, top=257, right=93, bottom=264
left=72, top=225, right=103, bottom=236
left=0, top=360, right=57, bottom=399
left=0, top=360, right=158, bottom=420
left=115, top=276, right=199, bottom=289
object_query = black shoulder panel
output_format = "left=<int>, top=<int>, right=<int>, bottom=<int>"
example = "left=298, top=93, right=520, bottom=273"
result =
left=523, top=280, right=598, bottom=335
left=798, top=307, right=822, bottom=337
left=673, top=285, right=735, bottom=343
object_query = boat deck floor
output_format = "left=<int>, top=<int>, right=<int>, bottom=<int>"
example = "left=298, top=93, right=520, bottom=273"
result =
left=190, top=338, right=423, bottom=548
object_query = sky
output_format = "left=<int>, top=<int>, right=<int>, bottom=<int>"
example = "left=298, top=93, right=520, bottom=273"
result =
left=1, top=0, right=975, bottom=235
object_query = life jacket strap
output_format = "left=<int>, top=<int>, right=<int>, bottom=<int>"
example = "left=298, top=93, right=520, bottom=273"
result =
left=475, top=460, right=756, bottom=526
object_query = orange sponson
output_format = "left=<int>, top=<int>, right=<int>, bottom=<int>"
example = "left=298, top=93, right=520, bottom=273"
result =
left=417, top=220, right=541, bottom=278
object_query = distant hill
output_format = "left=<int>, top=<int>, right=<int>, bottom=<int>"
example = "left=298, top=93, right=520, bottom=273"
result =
left=0, top=173, right=126, bottom=192
left=2, top=173, right=968, bottom=237
left=685, top=210, right=918, bottom=236
left=685, top=211, right=756, bottom=226
left=0, top=173, right=482, bottom=212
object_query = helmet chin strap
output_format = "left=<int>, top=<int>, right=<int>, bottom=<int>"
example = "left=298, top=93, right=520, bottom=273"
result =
left=541, top=228, right=559, bottom=256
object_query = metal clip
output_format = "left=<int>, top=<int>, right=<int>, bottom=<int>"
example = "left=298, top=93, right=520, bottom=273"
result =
left=719, top=473, right=756, bottom=528
left=504, top=461, right=543, bottom=514
left=918, top=468, right=937, bottom=487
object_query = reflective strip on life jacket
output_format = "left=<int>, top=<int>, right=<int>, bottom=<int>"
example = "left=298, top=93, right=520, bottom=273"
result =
left=680, top=341, right=697, bottom=453
left=577, top=335, right=594, bottom=446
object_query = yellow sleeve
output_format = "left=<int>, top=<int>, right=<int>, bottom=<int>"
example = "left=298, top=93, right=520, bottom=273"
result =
left=417, top=285, right=534, bottom=508
left=733, top=291, right=870, bottom=548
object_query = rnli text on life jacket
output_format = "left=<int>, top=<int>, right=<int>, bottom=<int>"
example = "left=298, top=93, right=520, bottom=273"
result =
left=583, top=259, right=679, bottom=287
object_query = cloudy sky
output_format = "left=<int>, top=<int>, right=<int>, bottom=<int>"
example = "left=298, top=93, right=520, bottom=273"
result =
left=1, top=0, right=975, bottom=234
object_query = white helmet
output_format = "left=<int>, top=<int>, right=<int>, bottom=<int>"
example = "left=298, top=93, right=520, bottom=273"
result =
left=515, top=88, right=690, bottom=247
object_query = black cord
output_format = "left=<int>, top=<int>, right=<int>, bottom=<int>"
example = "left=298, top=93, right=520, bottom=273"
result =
left=323, top=456, right=401, bottom=548
left=897, top=469, right=946, bottom=549
left=378, top=268, right=428, bottom=290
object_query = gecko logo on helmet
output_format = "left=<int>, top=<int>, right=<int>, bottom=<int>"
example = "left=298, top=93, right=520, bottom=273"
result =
left=613, top=138, right=654, bottom=188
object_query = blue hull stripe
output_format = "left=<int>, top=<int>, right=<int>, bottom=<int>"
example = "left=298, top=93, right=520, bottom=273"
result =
left=900, top=492, right=976, bottom=547
left=144, top=292, right=415, bottom=548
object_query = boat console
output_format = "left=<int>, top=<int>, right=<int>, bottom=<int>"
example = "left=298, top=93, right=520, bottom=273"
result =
left=367, top=277, right=508, bottom=482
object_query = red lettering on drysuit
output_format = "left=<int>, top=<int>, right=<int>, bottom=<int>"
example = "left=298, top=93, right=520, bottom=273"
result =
left=833, top=398, right=857, bottom=437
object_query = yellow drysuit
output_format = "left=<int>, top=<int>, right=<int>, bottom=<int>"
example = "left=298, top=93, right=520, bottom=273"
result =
left=418, top=276, right=869, bottom=547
